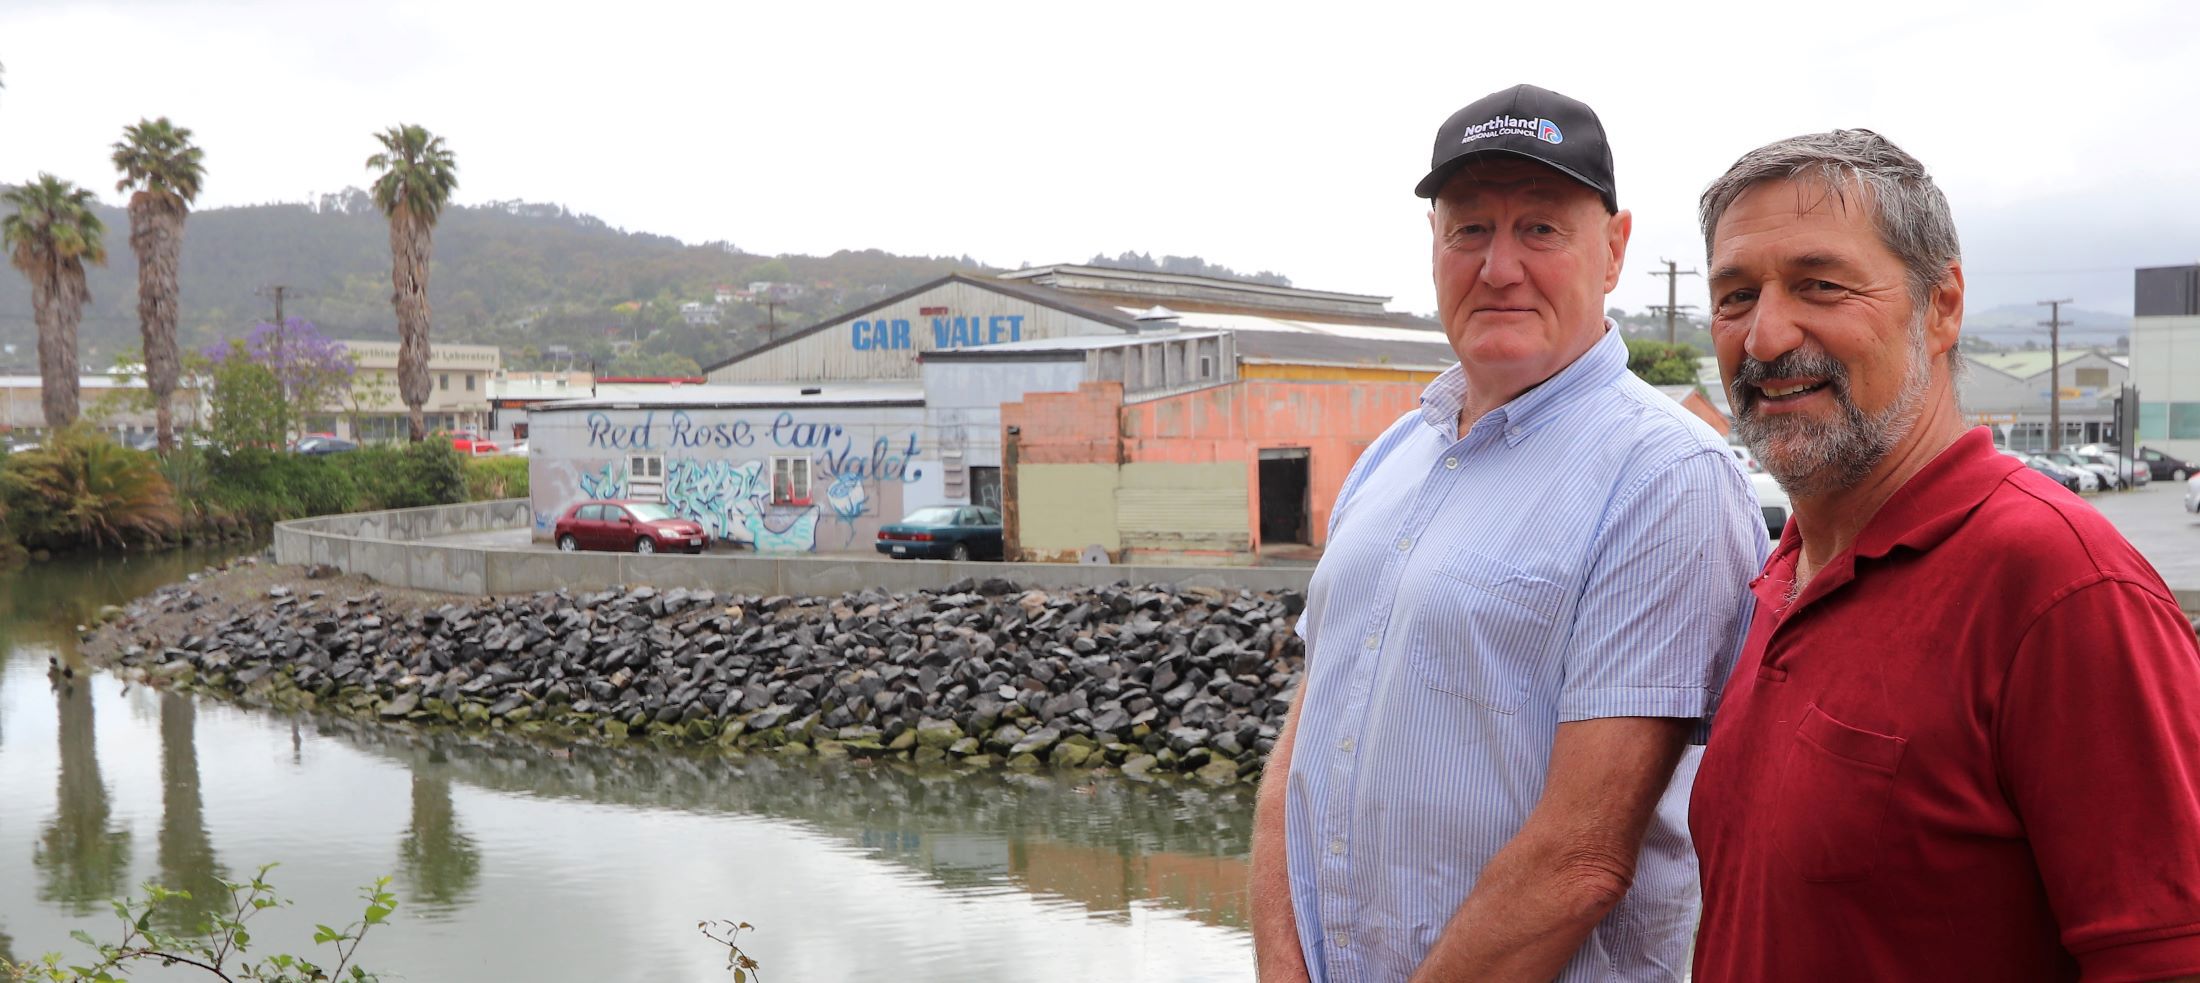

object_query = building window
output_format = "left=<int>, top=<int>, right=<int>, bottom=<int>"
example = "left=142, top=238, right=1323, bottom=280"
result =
left=439, top=373, right=450, bottom=391
left=771, top=456, right=813, bottom=506
left=1198, top=354, right=1216, bottom=379
left=465, top=373, right=476, bottom=391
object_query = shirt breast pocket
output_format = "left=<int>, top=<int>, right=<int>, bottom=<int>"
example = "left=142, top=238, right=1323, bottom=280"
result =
left=1409, top=549, right=1568, bottom=714
left=1775, top=704, right=1907, bottom=882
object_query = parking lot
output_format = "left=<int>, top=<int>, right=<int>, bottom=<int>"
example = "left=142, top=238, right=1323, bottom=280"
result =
left=2086, top=480, right=2200, bottom=599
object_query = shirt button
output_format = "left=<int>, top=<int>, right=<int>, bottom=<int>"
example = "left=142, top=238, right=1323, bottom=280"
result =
left=1395, top=537, right=1412, bottom=551
left=1443, top=456, right=1459, bottom=470
left=1338, top=736, right=1355, bottom=752
left=1506, top=426, right=1521, bottom=439
left=1329, top=838, right=1346, bottom=855
left=1363, top=634, right=1379, bottom=650
left=1333, top=931, right=1351, bottom=948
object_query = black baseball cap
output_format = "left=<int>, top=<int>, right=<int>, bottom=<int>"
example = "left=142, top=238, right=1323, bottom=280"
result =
left=1414, top=83, right=1617, bottom=212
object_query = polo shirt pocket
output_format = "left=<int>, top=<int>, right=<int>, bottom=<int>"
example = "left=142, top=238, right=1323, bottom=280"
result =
left=1410, top=550, right=1567, bottom=714
left=1775, top=704, right=1907, bottom=882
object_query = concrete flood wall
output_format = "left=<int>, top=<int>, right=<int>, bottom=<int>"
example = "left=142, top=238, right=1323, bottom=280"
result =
left=274, top=500, right=1315, bottom=597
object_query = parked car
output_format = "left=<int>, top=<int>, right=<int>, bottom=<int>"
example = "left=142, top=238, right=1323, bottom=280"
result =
left=876, top=505, right=1003, bottom=561
left=2036, top=450, right=2123, bottom=491
left=502, top=441, right=529, bottom=456
left=2187, top=473, right=2200, bottom=514
left=2001, top=449, right=2088, bottom=493
left=2073, top=445, right=2151, bottom=487
left=1749, top=472, right=1789, bottom=542
left=439, top=430, right=501, bottom=456
left=2138, top=446, right=2194, bottom=482
left=553, top=500, right=709, bottom=554
left=294, top=435, right=360, bottom=455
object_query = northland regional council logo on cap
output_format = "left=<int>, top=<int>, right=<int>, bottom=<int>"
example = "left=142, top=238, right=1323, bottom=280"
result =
left=1460, top=113, right=1563, bottom=145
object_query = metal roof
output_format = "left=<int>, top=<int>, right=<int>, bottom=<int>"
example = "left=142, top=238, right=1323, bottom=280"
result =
left=922, top=330, right=1230, bottom=357
left=1967, top=349, right=2123, bottom=380
left=1231, top=331, right=1455, bottom=369
left=529, top=381, right=925, bottom=412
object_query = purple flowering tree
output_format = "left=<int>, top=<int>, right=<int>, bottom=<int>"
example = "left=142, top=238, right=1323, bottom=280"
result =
left=199, top=318, right=357, bottom=441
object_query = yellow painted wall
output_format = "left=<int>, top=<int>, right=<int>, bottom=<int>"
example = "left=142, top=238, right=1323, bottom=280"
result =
left=1238, top=363, right=1444, bottom=384
left=1017, top=463, right=1121, bottom=553
left=1117, top=462, right=1250, bottom=555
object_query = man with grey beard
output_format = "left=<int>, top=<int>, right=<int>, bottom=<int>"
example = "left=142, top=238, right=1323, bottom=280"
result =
left=1687, top=129, right=2200, bottom=983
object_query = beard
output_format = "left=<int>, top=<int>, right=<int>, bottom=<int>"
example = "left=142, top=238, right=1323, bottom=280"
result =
left=1730, top=324, right=1929, bottom=498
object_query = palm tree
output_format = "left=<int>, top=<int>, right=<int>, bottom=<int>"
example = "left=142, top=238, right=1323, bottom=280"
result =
left=3, top=175, right=107, bottom=429
left=366, top=124, right=458, bottom=442
left=113, top=117, right=206, bottom=452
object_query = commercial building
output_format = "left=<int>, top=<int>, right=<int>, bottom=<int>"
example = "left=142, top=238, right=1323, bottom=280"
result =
left=2131, top=264, right=2200, bottom=460
left=333, top=340, right=501, bottom=441
left=525, top=383, right=929, bottom=552
left=0, top=372, right=207, bottom=441
left=1960, top=349, right=2129, bottom=451
left=529, top=266, right=1458, bottom=561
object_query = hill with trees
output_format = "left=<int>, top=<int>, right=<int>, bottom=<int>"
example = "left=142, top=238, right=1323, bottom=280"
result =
left=0, top=190, right=1330, bottom=376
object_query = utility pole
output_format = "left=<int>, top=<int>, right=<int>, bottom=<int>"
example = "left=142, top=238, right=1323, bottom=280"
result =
left=2039, top=298, right=2072, bottom=450
left=1649, top=259, right=1701, bottom=345
left=258, top=285, right=291, bottom=438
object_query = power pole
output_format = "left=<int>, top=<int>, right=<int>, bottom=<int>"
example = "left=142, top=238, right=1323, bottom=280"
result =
left=1649, top=259, right=1701, bottom=345
left=258, top=285, right=291, bottom=437
left=2039, top=298, right=2072, bottom=450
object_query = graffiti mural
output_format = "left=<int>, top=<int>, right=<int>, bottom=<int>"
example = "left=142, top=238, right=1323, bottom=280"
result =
left=533, top=408, right=933, bottom=554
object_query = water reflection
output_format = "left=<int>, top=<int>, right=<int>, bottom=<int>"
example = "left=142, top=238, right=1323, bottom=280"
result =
left=34, top=678, right=133, bottom=914
left=398, top=761, right=482, bottom=911
left=155, top=694, right=228, bottom=931
left=319, top=720, right=1254, bottom=930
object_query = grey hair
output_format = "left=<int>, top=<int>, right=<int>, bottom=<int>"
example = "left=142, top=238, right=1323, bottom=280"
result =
left=1699, top=128, right=1966, bottom=381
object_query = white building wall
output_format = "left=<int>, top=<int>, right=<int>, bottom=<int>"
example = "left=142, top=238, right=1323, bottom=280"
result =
left=709, top=280, right=1127, bottom=384
left=916, top=358, right=1092, bottom=508
left=2133, top=315, right=2200, bottom=460
left=528, top=402, right=933, bottom=553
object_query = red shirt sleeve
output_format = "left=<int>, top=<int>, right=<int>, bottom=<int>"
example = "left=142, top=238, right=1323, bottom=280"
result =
left=2001, top=577, right=2200, bottom=982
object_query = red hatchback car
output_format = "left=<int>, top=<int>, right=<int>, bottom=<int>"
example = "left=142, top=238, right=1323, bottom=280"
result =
left=553, top=500, right=709, bottom=554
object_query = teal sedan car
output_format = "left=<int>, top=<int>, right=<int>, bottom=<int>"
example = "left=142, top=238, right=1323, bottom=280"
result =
left=876, top=505, right=1003, bottom=561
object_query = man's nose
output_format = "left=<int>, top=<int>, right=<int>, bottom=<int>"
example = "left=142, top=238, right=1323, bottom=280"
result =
left=1742, top=288, right=1807, bottom=364
left=1478, top=234, right=1526, bottom=289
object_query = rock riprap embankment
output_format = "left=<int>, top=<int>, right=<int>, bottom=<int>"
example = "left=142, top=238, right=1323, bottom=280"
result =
left=92, top=571, right=1307, bottom=784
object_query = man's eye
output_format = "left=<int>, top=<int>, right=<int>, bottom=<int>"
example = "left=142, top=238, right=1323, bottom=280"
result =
left=1806, top=279, right=1845, bottom=293
left=1716, top=289, right=1757, bottom=310
left=1528, top=223, right=1557, bottom=235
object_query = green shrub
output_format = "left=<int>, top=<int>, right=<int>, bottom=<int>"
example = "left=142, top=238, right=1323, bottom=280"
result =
left=344, top=441, right=465, bottom=511
left=203, top=449, right=360, bottom=523
left=462, top=455, right=528, bottom=501
left=0, top=425, right=179, bottom=550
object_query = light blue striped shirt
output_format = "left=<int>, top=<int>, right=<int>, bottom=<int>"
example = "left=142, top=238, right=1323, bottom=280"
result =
left=1286, top=323, right=1763, bottom=982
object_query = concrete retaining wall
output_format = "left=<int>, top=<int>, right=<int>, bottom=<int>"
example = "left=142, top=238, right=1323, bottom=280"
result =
left=274, top=500, right=1314, bottom=597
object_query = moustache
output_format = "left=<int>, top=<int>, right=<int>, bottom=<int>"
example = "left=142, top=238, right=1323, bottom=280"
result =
left=1730, top=350, right=1851, bottom=414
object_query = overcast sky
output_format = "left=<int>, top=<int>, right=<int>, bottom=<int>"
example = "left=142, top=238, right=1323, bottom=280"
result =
left=2, top=0, right=2194, bottom=321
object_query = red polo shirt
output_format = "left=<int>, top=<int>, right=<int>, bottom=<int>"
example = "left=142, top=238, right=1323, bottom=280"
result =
left=1692, top=429, right=2200, bottom=982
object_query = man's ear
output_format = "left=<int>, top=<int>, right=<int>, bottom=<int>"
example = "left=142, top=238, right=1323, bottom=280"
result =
left=1603, top=209, right=1633, bottom=293
left=1926, top=262, right=1965, bottom=357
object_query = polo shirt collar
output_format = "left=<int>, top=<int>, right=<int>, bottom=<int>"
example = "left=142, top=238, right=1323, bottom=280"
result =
left=1769, top=427, right=2017, bottom=610
left=1417, top=318, right=1626, bottom=445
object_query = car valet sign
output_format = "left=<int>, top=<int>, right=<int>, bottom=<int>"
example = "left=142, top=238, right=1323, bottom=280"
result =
left=583, top=410, right=924, bottom=483
left=849, top=312, right=1026, bottom=351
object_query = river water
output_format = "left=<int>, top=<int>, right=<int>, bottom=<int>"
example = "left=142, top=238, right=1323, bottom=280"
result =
left=0, top=549, right=1256, bottom=981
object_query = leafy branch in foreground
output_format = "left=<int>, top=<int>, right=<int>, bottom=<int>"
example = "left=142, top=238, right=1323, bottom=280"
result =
left=0, top=864, right=396, bottom=982
left=698, top=920, right=762, bottom=982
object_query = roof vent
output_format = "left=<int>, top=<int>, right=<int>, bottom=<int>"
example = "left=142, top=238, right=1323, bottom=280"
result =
left=800, top=387, right=822, bottom=396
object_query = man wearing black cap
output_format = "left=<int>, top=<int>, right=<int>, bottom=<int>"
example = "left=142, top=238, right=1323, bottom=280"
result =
left=1249, top=85, right=1761, bottom=981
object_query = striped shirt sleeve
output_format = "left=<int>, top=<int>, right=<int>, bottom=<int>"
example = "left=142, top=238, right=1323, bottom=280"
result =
left=1557, top=447, right=1762, bottom=726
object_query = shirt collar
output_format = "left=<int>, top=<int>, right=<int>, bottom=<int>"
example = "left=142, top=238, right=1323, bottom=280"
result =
left=1770, top=427, right=2018, bottom=609
left=1417, top=318, right=1627, bottom=444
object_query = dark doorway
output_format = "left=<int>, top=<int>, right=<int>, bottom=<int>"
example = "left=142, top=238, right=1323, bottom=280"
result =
left=1258, top=451, right=1311, bottom=545
left=970, top=466, right=1003, bottom=511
